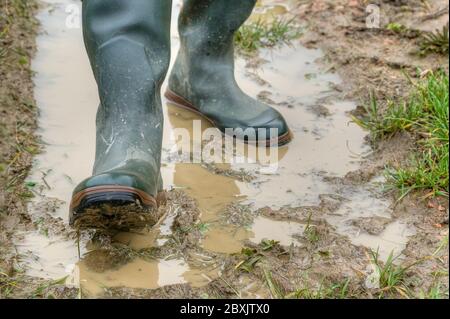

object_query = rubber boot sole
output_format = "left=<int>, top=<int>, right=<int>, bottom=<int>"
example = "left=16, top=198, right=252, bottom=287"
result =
left=164, top=89, right=293, bottom=147
left=69, top=185, right=166, bottom=231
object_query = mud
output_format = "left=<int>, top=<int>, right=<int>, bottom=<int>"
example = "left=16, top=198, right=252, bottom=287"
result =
left=0, top=0, right=80, bottom=298
left=2, top=0, right=448, bottom=299
left=291, top=0, right=449, bottom=297
left=73, top=202, right=166, bottom=231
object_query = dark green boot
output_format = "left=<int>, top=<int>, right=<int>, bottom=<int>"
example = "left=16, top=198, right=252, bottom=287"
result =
left=70, top=0, right=172, bottom=230
left=166, top=0, right=292, bottom=146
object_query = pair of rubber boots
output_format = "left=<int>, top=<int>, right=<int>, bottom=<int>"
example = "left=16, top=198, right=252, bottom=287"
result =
left=70, top=0, right=292, bottom=230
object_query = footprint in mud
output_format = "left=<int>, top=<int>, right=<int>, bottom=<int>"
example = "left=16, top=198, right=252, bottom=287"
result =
left=20, top=0, right=416, bottom=296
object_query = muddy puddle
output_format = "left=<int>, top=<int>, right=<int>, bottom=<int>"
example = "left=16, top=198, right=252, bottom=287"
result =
left=19, top=0, right=415, bottom=296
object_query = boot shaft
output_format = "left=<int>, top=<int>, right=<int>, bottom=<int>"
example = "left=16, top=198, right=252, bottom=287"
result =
left=178, top=0, right=257, bottom=56
left=82, top=0, right=172, bottom=86
left=81, top=0, right=172, bottom=175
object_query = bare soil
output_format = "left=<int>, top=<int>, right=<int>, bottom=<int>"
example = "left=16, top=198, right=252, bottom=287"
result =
left=0, top=0, right=77, bottom=298
left=292, top=0, right=449, bottom=297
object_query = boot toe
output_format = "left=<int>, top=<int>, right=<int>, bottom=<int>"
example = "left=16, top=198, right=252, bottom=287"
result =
left=251, top=109, right=291, bottom=145
left=69, top=172, right=161, bottom=229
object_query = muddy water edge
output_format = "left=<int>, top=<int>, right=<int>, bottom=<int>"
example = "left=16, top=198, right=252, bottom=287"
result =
left=2, top=0, right=447, bottom=299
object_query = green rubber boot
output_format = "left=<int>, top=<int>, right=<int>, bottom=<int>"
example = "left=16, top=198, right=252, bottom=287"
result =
left=70, top=0, right=172, bottom=230
left=166, top=0, right=292, bottom=146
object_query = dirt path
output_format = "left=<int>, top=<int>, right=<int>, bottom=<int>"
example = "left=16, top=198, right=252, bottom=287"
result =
left=0, top=0, right=77, bottom=298
left=1, top=0, right=448, bottom=299
left=292, top=0, right=449, bottom=298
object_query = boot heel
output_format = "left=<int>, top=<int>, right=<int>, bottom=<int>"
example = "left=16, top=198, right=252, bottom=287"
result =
left=165, top=89, right=294, bottom=147
left=165, top=89, right=205, bottom=116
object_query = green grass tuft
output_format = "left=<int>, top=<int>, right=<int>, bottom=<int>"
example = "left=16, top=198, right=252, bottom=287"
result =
left=286, top=279, right=351, bottom=299
left=234, top=17, right=302, bottom=54
left=386, top=22, right=407, bottom=33
left=419, top=23, right=449, bottom=57
left=369, top=250, right=412, bottom=298
left=304, top=212, right=320, bottom=243
left=420, top=282, right=449, bottom=299
left=353, top=71, right=449, bottom=198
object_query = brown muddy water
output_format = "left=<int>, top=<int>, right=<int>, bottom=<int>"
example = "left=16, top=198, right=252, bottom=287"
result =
left=19, top=0, right=415, bottom=295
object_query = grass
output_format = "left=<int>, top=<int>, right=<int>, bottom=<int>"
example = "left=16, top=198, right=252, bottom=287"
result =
left=261, top=267, right=352, bottom=299
left=0, top=0, right=37, bottom=64
left=286, top=279, right=351, bottom=299
left=353, top=70, right=449, bottom=198
left=386, top=22, right=408, bottom=34
left=420, top=282, right=449, bottom=299
left=367, top=249, right=436, bottom=299
left=0, top=270, right=18, bottom=298
left=28, top=276, right=68, bottom=298
left=383, top=21, right=448, bottom=57
left=0, top=0, right=44, bottom=299
left=419, top=23, right=449, bottom=57
left=235, top=247, right=263, bottom=273
left=235, top=239, right=282, bottom=273
left=304, top=212, right=320, bottom=243
left=237, top=241, right=353, bottom=299
left=262, top=268, right=285, bottom=299
left=234, top=17, right=302, bottom=54
left=1, top=268, right=71, bottom=299
left=196, top=222, right=210, bottom=235
left=369, top=250, right=411, bottom=298
left=260, top=239, right=279, bottom=251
